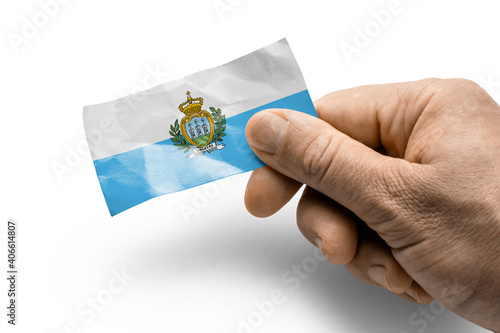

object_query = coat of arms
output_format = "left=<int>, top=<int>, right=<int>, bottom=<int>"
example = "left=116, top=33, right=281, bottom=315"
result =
left=169, top=91, right=226, bottom=158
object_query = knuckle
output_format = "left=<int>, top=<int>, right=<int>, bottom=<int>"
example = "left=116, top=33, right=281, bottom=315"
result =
left=301, top=134, right=343, bottom=184
left=442, top=78, right=490, bottom=100
left=448, top=78, right=481, bottom=89
left=417, top=78, right=487, bottom=95
left=421, top=78, right=489, bottom=104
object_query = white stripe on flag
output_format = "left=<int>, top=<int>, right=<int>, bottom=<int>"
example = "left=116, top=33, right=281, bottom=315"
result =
left=83, top=38, right=307, bottom=161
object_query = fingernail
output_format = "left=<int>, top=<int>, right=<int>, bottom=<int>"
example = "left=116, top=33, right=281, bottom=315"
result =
left=406, top=286, right=421, bottom=303
left=368, top=266, right=391, bottom=291
left=314, top=237, right=323, bottom=249
left=247, top=111, right=288, bottom=154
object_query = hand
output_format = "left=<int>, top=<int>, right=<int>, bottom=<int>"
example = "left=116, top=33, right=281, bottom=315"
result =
left=244, top=79, right=500, bottom=331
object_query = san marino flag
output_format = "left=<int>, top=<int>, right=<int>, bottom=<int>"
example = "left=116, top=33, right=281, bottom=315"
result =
left=83, top=39, right=317, bottom=216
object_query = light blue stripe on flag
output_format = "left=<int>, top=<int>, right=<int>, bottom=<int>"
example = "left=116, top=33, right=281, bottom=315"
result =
left=94, top=90, right=316, bottom=216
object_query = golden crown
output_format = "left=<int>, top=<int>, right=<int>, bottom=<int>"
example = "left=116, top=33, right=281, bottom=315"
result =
left=179, top=91, right=204, bottom=116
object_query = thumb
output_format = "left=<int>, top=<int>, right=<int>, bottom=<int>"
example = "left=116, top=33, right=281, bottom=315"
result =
left=245, top=109, right=418, bottom=224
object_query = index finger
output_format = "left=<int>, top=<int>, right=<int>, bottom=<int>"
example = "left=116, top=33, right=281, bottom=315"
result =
left=314, top=79, right=438, bottom=158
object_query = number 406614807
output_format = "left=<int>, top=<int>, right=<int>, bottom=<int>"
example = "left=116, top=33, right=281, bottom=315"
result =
left=7, top=221, right=16, bottom=270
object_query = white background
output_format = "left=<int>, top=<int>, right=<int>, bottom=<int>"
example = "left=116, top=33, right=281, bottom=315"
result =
left=1, top=0, right=499, bottom=332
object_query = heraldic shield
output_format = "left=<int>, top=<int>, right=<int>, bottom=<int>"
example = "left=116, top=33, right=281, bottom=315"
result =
left=170, top=91, right=226, bottom=158
left=177, top=92, right=215, bottom=147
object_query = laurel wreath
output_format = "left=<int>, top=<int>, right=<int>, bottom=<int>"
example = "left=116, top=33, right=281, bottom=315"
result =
left=209, top=107, right=226, bottom=143
left=169, top=108, right=226, bottom=154
left=169, top=119, right=191, bottom=153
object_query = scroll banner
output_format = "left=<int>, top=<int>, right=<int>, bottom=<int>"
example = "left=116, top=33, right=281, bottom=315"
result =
left=187, top=143, right=225, bottom=159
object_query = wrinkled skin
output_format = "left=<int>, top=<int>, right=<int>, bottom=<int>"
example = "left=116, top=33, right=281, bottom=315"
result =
left=245, top=79, right=500, bottom=331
